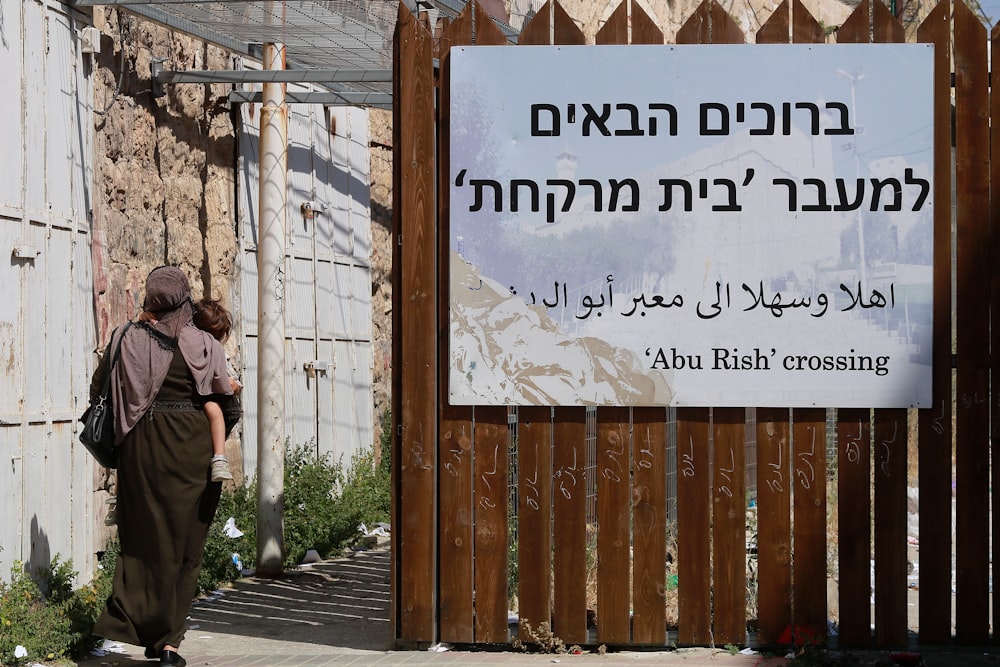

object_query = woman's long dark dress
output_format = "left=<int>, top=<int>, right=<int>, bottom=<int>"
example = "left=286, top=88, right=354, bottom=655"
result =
left=94, top=347, right=227, bottom=653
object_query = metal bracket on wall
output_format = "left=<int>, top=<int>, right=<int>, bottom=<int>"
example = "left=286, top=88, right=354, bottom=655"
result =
left=151, top=58, right=166, bottom=98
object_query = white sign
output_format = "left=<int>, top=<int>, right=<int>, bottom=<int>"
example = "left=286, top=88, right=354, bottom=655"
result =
left=449, top=44, right=934, bottom=408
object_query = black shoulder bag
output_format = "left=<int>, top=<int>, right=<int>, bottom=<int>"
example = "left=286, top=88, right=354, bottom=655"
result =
left=79, top=322, right=133, bottom=468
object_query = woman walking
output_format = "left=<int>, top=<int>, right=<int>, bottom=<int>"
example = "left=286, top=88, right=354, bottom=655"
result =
left=93, top=266, right=238, bottom=667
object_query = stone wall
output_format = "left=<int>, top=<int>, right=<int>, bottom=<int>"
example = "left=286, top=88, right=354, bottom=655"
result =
left=91, top=8, right=237, bottom=339
left=368, top=109, right=395, bottom=447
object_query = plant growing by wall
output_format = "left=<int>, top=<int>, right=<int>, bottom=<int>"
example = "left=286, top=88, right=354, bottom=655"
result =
left=199, top=414, right=393, bottom=592
left=0, top=552, right=115, bottom=665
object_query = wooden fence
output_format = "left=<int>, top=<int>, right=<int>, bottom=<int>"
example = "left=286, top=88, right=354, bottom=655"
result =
left=391, top=0, right=989, bottom=649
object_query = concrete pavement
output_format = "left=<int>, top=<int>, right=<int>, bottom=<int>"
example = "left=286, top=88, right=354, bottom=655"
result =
left=75, top=544, right=999, bottom=667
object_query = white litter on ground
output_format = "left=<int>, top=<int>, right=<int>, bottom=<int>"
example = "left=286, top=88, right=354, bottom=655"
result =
left=358, top=522, right=390, bottom=538
left=90, top=639, right=126, bottom=656
left=428, top=642, right=453, bottom=652
left=223, top=517, right=244, bottom=538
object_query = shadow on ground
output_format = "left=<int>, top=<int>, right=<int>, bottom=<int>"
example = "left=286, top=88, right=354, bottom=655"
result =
left=186, top=546, right=393, bottom=651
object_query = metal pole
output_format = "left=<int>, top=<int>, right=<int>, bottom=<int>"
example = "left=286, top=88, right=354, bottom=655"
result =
left=256, top=41, right=287, bottom=576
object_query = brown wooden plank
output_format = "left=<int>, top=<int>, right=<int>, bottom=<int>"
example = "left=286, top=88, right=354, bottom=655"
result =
left=552, top=0, right=587, bottom=45
left=516, top=0, right=587, bottom=647
left=437, top=1, right=511, bottom=645
left=517, top=406, right=553, bottom=634
left=391, top=5, right=404, bottom=639
left=391, top=3, right=402, bottom=640
left=836, top=0, right=869, bottom=44
left=712, top=407, right=746, bottom=645
left=677, top=408, right=711, bottom=645
left=953, top=0, right=991, bottom=645
left=873, top=409, right=908, bottom=647
left=552, top=408, right=589, bottom=644
left=632, top=408, right=667, bottom=644
left=631, top=0, right=665, bottom=44
left=474, top=0, right=510, bottom=44
left=672, top=14, right=722, bottom=648
left=791, top=0, right=824, bottom=43
left=596, top=407, right=632, bottom=643
left=595, top=0, right=664, bottom=45
left=591, top=10, right=633, bottom=647
left=756, top=409, right=791, bottom=646
left=831, top=1, right=876, bottom=651
left=914, top=1, right=953, bottom=644
left=518, top=0, right=586, bottom=45
left=791, top=409, right=827, bottom=641
left=842, top=5, right=910, bottom=647
left=474, top=407, right=510, bottom=642
left=756, top=0, right=790, bottom=44
left=675, top=1, right=710, bottom=44
left=676, top=0, right=744, bottom=43
left=516, top=1, right=586, bottom=647
left=436, top=3, right=474, bottom=643
left=871, top=0, right=904, bottom=42
left=595, top=0, right=628, bottom=44
left=835, top=409, right=872, bottom=648
left=437, top=411, right=474, bottom=642
left=709, top=1, right=745, bottom=43
left=861, top=17, right=906, bottom=634
left=395, top=2, right=438, bottom=643
left=518, top=0, right=552, bottom=45
left=992, top=20, right=1000, bottom=650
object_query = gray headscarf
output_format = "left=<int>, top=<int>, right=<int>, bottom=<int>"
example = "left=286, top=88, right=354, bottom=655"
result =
left=110, top=266, right=233, bottom=444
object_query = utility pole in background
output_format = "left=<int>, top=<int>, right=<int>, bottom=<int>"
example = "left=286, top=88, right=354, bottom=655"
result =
left=256, top=40, right=288, bottom=576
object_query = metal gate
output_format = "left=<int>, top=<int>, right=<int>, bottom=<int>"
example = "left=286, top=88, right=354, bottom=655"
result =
left=0, top=0, right=98, bottom=581
left=237, top=83, right=374, bottom=474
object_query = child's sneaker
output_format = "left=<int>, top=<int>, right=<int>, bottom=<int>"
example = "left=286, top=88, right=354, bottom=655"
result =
left=210, top=456, right=233, bottom=482
left=105, top=496, right=117, bottom=526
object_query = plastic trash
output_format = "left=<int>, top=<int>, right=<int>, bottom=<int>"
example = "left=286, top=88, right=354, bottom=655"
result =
left=223, top=517, right=244, bottom=538
left=428, top=642, right=453, bottom=652
left=90, top=639, right=125, bottom=657
left=358, top=522, right=391, bottom=538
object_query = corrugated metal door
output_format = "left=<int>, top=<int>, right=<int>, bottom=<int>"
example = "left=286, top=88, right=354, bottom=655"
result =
left=0, top=0, right=97, bottom=581
left=237, top=83, right=374, bottom=474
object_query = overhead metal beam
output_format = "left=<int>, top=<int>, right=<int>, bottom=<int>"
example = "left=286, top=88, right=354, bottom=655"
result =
left=229, top=90, right=392, bottom=107
left=157, top=68, right=393, bottom=84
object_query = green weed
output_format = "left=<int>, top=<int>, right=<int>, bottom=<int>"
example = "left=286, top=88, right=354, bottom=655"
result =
left=0, top=555, right=109, bottom=665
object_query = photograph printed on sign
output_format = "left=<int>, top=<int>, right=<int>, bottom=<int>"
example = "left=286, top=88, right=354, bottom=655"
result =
left=448, top=43, right=934, bottom=408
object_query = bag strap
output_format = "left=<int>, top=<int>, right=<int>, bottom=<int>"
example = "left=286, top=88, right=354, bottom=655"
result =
left=97, top=321, right=134, bottom=400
